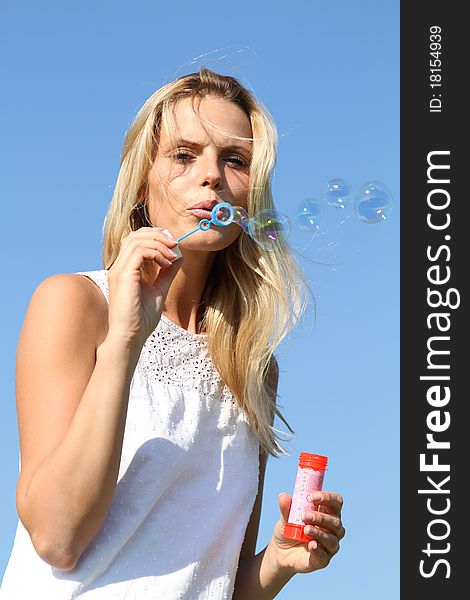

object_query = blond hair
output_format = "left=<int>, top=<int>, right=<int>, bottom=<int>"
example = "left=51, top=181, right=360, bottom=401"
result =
left=103, top=68, right=310, bottom=456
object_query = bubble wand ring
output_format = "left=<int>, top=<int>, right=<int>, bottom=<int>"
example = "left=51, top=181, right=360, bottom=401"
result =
left=176, top=202, right=236, bottom=243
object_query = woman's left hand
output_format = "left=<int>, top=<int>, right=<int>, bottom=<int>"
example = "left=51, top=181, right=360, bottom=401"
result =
left=270, top=491, right=345, bottom=575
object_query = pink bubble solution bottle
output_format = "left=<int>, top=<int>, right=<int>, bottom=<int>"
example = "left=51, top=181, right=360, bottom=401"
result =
left=284, top=452, right=328, bottom=543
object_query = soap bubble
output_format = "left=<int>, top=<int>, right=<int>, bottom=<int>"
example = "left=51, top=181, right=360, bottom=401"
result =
left=247, top=209, right=292, bottom=251
left=355, top=180, right=393, bottom=223
left=324, top=178, right=352, bottom=209
left=232, top=206, right=250, bottom=231
left=295, top=199, right=322, bottom=233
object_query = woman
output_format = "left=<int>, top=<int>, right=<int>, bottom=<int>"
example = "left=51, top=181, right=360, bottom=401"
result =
left=0, top=68, right=345, bottom=599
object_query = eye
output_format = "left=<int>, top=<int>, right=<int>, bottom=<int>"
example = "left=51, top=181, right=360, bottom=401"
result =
left=174, top=151, right=194, bottom=162
left=226, top=155, right=249, bottom=168
left=169, top=149, right=249, bottom=168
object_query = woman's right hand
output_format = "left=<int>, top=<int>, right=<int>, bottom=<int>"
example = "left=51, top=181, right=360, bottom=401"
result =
left=106, top=227, right=183, bottom=351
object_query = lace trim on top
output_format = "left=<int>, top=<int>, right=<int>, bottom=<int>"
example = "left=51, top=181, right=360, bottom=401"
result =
left=139, top=315, right=235, bottom=403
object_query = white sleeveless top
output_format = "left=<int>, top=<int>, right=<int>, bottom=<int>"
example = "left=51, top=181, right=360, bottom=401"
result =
left=0, top=270, right=260, bottom=600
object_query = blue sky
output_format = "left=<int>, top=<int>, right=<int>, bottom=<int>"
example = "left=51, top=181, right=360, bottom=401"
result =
left=0, top=1, right=399, bottom=598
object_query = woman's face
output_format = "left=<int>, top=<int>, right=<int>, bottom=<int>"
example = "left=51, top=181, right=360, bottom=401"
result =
left=147, top=94, right=253, bottom=251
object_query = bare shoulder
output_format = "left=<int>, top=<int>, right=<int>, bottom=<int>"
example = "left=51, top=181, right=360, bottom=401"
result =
left=30, top=272, right=107, bottom=320
left=24, top=273, right=108, bottom=347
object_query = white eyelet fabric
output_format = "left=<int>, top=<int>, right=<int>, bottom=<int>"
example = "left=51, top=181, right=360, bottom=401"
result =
left=0, top=270, right=260, bottom=600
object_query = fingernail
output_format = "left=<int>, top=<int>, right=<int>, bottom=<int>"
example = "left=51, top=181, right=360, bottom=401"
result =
left=161, top=228, right=176, bottom=242
left=309, top=492, right=323, bottom=502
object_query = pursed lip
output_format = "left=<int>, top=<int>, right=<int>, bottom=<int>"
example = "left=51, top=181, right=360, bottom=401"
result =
left=188, top=208, right=213, bottom=219
left=189, top=199, right=220, bottom=211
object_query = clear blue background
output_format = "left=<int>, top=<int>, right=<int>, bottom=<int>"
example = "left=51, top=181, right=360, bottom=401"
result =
left=0, top=1, right=399, bottom=598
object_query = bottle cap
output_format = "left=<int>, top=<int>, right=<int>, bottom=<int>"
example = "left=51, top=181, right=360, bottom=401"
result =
left=284, top=523, right=312, bottom=544
left=299, top=452, right=328, bottom=470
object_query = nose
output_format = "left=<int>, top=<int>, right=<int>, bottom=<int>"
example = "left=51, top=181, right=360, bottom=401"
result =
left=199, top=153, right=223, bottom=190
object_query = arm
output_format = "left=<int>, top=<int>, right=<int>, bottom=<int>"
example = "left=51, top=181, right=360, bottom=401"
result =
left=234, top=546, right=295, bottom=600
left=16, top=228, right=182, bottom=571
left=16, top=227, right=184, bottom=570
left=233, top=357, right=294, bottom=599
left=233, top=358, right=346, bottom=599
left=233, top=453, right=295, bottom=599
left=16, top=274, right=140, bottom=571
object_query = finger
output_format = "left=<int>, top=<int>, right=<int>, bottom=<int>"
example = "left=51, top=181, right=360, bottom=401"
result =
left=124, top=227, right=178, bottom=248
left=304, top=525, right=340, bottom=555
left=119, top=238, right=179, bottom=268
left=152, top=240, right=180, bottom=262
left=302, top=510, right=345, bottom=540
left=136, top=239, right=179, bottom=262
left=111, top=245, right=170, bottom=274
left=140, top=227, right=178, bottom=248
left=136, top=232, right=182, bottom=263
left=307, top=540, right=330, bottom=569
left=308, top=491, right=344, bottom=516
left=121, top=228, right=179, bottom=254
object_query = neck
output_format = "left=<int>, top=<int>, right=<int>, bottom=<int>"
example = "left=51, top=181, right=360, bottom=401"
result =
left=163, top=249, right=217, bottom=334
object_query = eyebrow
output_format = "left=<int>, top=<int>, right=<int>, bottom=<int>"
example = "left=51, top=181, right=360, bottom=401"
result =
left=172, top=138, right=253, bottom=155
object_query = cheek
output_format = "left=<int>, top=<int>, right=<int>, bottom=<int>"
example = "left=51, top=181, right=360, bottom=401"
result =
left=148, top=167, right=185, bottom=214
left=150, top=157, right=187, bottom=189
left=233, top=173, right=250, bottom=203
left=150, top=164, right=172, bottom=192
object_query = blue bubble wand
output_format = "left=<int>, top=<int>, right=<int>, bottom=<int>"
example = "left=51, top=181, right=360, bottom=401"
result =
left=176, top=202, right=239, bottom=242
left=176, top=201, right=291, bottom=251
